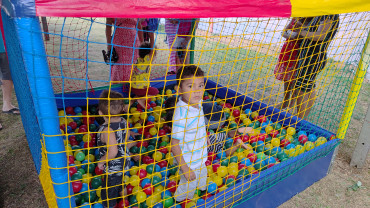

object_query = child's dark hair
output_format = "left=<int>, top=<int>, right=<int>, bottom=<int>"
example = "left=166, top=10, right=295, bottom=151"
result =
left=176, top=65, right=204, bottom=87
left=139, top=42, right=151, bottom=58
left=98, top=90, right=124, bottom=115
left=165, top=96, right=177, bottom=125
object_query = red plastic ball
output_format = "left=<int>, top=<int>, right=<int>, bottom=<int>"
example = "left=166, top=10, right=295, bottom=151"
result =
left=205, top=160, right=212, bottom=166
left=158, top=146, right=168, bottom=155
left=158, top=160, right=168, bottom=168
left=146, top=158, right=154, bottom=164
left=203, top=96, right=210, bottom=100
left=249, top=135, right=258, bottom=144
left=68, top=122, right=77, bottom=130
left=144, top=132, right=152, bottom=138
left=143, top=184, right=154, bottom=195
left=167, top=181, right=177, bottom=193
left=68, top=156, right=75, bottom=164
left=95, top=166, right=103, bottom=175
left=158, top=129, right=166, bottom=137
left=69, top=166, right=77, bottom=176
left=298, top=135, right=308, bottom=144
left=242, top=135, right=249, bottom=143
left=66, top=107, right=74, bottom=115
left=137, top=141, right=149, bottom=148
left=232, top=109, right=241, bottom=117
left=256, top=115, right=267, bottom=123
left=238, top=163, right=246, bottom=170
left=207, top=152, right=217, bottom=162
left=247, top=153, right=257, bottom=163
left=150, top=102, right=157, bottom=107
left=137, top=169, right=148, bottom=179
left=280, top=139, right=290, bottom=148
left=126, top=184, right=134, bottom=195
left=117, top=199, right=130, bottom=208
left=270, top=130, right=279, bottom=138
left=212, top=164, right=221, bottom=173
left=72, top=181, right=82, bottom=193
left=257, top=133, right=267, bottom=142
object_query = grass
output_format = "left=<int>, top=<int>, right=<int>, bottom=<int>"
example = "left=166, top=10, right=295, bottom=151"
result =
left=0, top=17, right=369, bottom=208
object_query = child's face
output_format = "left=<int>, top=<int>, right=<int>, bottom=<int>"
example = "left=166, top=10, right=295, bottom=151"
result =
left=178, top=76, right=205, bottom=106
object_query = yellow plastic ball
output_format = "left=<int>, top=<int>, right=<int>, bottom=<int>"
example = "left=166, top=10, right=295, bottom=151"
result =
left=153, top=112, right=161, bottom=121
left=287, top=127, right=296, bottom=136
left=58, top=110, right=65, bottom=117
left=251, top=111, right=259, bottom=119
left=133, top=117, right=140, bottom=124
left=134, top=123, right=142, bottom=129
left=228, top=115, right=236, bottom=122
left=166, top=89, right=172, bottom=95
left=315, top=137, right=327, bottom=147
left=162, top=135, right=170, bottom=143
left=96, top=188, right=101, bottom=198
left=223, top=108, right=230, bottom=114
left=149, top=127, right=158, bottom=136
left=132, top=186, right=143, bottom=195
left=67, top=118, right=74, bottom=124
left=271, top=138, right=280, bottom=147
left=229, top=162, right=238, bottom=169
left=130, top=166, right=139, bottom=176
left=132, top=111, right=141, bottom=118
left=250, top=129, right=260, bottom=137
left=206, top=165, right=214, bottom=175
left=285, top=135, right=294, bottom=142
left=152, top=152, right=162, bottom=162
left=217, top=166, right=228, bottom=178
left=86, top=154, right=95, bottom=162
left=154, top=185, right=164, bottom=194
left=146, top=194, right=161, bottom=207
left=166, top=153, right=174, bottom=165
left=136, top=191, right=147, bottom=203
left=243, top=149, right=253, bottom=157
left=265, top=126, right=274, bottom=134
left=213, top=175, right=223, bottom=187
left=285, top=148, right=295, bottom=158
left=209, top=94, right=213, bottom=99
left=304, top=141, right=314, bottom=152
left=186, top=202, right=196, bottom=208
left=239, top=114, right=247, bottom=120
left=236, top=152, right=244, bottom=161
left=82, top=173, right=92, bottom=184
left=247, top=166, right=255, bottom=173
left=140, top=113, right=147, bottom=120
left=243, top=118, right=252, bottom=126
left=124, top=175, right=130, bottom=184
left=74, top=160, right=81, bottom=166
left=228, top=167, right=239, bottom=177
left=294, top=145, right=305, bottom=156
left=83, top=134, right=92, bottom=143
left=130, top=175, right=140, bottom=187
left=59, top=118, right=68, bottom=126
left=219, top=185, right=227, bottom=192
left=130, top=107, right=138, bottom=114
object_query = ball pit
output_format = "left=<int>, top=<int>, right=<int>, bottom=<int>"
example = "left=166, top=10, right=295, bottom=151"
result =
left=60, top=86, right=334, bottom=208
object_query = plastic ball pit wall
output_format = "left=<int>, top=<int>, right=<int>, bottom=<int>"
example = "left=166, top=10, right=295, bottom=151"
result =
left=55, top=75, right=339, bottom=208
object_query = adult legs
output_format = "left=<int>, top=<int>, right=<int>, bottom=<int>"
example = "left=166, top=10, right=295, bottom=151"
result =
left=2, top=80, right=19, bottom=113
left=295, top=88, right=316, bottom=119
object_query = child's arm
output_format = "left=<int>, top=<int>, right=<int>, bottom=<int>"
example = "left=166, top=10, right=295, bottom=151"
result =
left=106, top=18, right=114, bottom=51
left=98, top=127, right=118, bottom=170
left=171, top=139, right=196, bottom=181
left=137, top=20, right=144, bottom=43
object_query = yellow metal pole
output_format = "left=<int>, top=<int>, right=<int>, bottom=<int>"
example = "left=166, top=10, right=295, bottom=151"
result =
left=336, top=32, right=370, bottom=139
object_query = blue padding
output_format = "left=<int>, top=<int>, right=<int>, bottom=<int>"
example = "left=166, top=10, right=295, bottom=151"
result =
left=1, top=10, right=42, bottom=173
left=14, top=17, right=74, bottom=207
left=1, top=0, right=36, bottom=17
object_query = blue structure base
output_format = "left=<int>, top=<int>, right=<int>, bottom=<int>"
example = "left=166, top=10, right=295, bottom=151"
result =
left=234, top=149, right=334, bottom=208
left=54, top=75, right=338, bottom=208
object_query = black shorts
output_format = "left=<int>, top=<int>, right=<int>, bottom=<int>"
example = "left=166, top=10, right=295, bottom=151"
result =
left=208, top=132, right=227, bottom=153
left=101, top=173, right=123, bottom=208
left=295, top=53, right=327, bottom=92
left=0, top=52, right=12, bottom=84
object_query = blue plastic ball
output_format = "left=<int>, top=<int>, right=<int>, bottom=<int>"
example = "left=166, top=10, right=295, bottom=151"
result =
left=308, top=134, right=317, bottom=142
left=196, top=198, right=205, bottom=206
left=79, top=141, right=85, bottom=148
left=272, top=147, right=281, bottom=153
left=155, top=164, right=161, bottom=172
left=226, top=137, right=233, bottom=143
left=217, top=151, right=226, bottom=159
left=153, top=202, right=164, bottom=208
left=74, top=107, right=82, bottom=114
left=240, top=158, right=252, bottom=166
left=267, top=157, right=276, bottom=164
left=93, top=203, right=104, bottom=208
left=244, top=109, right=252, bottom=116
left=80, top=183, right=89, bottom=193
left=285, top=144, right=295, bottom=150
left=160, top=167, right=168, bottom=178
left=161, top=176, right=170, bottom=187
left=80, top=202, right=90, bottom=208
left=148, top=116, right=155, bottom=122
left=131, top=128, right=138, bottom=133
left=67, top=126, right=72, bottom=133
left=141, top=178, right=151, bottom=188
left=207, top=182, right=217, bottom=195
left=161, top=190, right=172, bottom=198
left=298, top=131, right=307, bottom=136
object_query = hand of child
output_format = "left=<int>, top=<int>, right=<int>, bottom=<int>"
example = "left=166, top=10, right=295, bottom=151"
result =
left=97, top=162, right=105, bottom=171
left=182, top=166, right=196, bottom=181
left=132, top=155, right=140, bottom=162
left=237, top=127, right=253, bottom=135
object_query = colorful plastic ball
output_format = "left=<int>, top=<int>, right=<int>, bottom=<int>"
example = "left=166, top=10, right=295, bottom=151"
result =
left=294, top=145, right=305, bottom=156
left=298, top=135, right=308, bottom=144
left=151, top=175, right=161, bottom=186
left=80, top=183, right=89, bottom=193
left=152, top=152, right=163, bottom=162
left=304, top=141, right=314, bottom=151
left=138, top=169, right=148, bottom=179
left=217, top=166, right=228, bottom=177
left=298, top=130, right=307, bottom=136
left=162, top=196, right=174, bottom=208
left=285, top=143, right=295, bottom=150
left=244, top=109, right=252, bottom=116
left=161, top=189, right=172, bottom=199
left=240, top=158, right=252, bottom=166
left=149, top=127, right=158, bottom=136
left=136, top=191, right=147, bottom=203
left=130, top=175, right=140, bottom=187
left=75, top=152, right=86, bottom=162
left=72, top=181, right=82, bottom=193
left=92, top=203, right=104, bottom=208
left=91, top=177, right=102, bottom=189
left=167, top=181, right=177, bottom=193
left=308, top=134, right=318, bottom=142
left=207, top=182, right=217, bottom=195
left=74, top=107, right=82, bottom=114
left=315, top=137, right=327, bottom=147
left=228, top=166, right=239, bottom=177
left=148, top=115, right=155, bottom=122
left=225, top=178, right=235, bottom=187
left=287, top=127, right=296, bottom=135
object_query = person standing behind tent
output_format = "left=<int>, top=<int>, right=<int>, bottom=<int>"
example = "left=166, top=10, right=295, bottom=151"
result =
left=274, top=17, right=311, bottom=111
left=292, top=15, right=340, bottom=119
left=106, top=18, right=144, bottom=89
left=140, top=18, right=159, bottom=48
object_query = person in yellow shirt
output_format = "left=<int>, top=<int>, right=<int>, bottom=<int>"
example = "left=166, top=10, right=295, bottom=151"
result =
left=131, top=42, right=159, bottom=107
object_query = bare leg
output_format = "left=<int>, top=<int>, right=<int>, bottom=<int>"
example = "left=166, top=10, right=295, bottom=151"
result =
left=148, top=32, right=155, bottom=49
left=2, top=80, right=19, bottom=113
left=296, top=89, right=316, bottom=119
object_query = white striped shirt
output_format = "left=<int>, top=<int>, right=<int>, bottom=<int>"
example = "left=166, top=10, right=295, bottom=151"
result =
left=172, top=97, right=208, bottom=169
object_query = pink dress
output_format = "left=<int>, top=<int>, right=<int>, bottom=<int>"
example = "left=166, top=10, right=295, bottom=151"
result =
left=111, top=18, right=141, bottom=82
